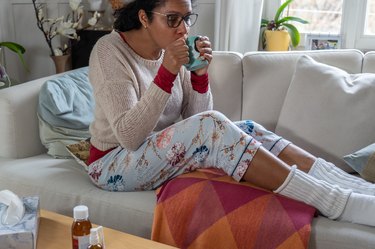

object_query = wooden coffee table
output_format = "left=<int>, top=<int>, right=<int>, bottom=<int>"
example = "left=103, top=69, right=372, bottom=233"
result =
left=37, top=209, right=177, bottom=249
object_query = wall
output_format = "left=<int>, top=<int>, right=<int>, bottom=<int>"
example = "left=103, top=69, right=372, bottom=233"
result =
left=0, top=0, right=215, bottom=83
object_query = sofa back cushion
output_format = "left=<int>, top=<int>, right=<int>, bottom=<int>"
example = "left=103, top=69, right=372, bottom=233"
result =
left=363, top=51, right=375, bottom=73
left=241, top=49, right=364, bottom=131
left=209, top=51, right=243, bottom=121
left=275, top=55, right=375, bottom=172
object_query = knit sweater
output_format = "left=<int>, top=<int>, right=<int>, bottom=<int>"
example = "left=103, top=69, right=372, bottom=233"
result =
left=88, top=31, right=213, bottom=151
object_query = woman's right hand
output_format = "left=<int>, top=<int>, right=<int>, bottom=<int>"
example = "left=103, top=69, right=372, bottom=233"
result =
left=162, top=37, right=190, bottom=75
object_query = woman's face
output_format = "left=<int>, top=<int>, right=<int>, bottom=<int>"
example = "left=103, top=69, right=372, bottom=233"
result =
left=145, top=0, right=192, bottom=49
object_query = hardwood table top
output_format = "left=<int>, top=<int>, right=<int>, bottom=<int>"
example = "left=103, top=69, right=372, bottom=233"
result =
left=37, top=209, right=177, bottom=249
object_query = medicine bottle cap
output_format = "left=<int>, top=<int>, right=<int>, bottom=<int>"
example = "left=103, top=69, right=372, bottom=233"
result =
left=73, top=205, right=89, bottom=220
left=89, top=226, right=104, bottom=247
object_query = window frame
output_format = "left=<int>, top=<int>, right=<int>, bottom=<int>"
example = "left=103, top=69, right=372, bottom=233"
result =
left=264, top=0, right=375, bottom=51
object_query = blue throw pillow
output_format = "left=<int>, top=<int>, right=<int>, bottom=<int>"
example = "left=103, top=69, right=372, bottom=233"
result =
left=343, top=143, right=375, bottom=182
left=38, top=67, right=94, bottom=130
left=37, top=67, right=94, bottom=158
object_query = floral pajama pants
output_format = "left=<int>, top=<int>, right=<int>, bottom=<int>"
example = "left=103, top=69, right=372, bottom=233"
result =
left=88, top=110, right=291, bottom=191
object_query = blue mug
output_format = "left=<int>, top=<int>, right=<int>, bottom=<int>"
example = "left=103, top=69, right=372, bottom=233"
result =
left=184, top=36, right=209, bottom=71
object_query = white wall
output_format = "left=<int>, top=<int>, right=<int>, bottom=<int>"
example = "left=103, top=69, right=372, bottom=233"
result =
left=0, top=0, right=215, bottom=83
left=190, top=0, right=215, bottom=46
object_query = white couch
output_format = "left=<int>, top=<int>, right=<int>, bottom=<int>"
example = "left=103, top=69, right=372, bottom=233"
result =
left=1, top=49, right=375, bottom=249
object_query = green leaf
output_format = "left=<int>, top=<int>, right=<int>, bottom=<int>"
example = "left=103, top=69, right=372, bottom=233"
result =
left=0, top=42, right=28, bottom=71
left=275, top=0, right=293, bottom=22
left=261, top=18, right=270, bottom=25
left=282, top=23, right=300, bottom=47
left=0, top=42, right=26, bottom=54
left=277, top=16, right=309, bottom=25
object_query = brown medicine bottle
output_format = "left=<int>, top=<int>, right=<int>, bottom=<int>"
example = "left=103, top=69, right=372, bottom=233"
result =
left=72, top=205, right=92, bottom=249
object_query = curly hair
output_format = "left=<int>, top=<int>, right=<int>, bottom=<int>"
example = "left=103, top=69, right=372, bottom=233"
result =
left=113, top=0, right=196, bottom=32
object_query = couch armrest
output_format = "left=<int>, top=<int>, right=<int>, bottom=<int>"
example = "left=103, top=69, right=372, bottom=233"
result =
left=0, top=75, right=57, bottom=158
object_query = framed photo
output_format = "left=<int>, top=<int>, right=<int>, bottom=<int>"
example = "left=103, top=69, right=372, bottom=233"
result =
left=305, top=34, right=341, bottom=50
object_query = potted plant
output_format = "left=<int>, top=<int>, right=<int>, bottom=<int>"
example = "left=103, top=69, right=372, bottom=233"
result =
left=0, top=42, right=27, bottom=88
left=260, top=0, right=308, bottom=51
left=0, top=42, right=27, bottom=68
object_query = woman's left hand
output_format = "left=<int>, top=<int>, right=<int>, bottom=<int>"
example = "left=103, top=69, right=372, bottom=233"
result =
left=194, top=36, right=212, bottom=76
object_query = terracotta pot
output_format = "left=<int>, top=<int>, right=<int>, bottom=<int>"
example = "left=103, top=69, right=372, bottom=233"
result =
left=264, top=30, right=290, bottom=51
left=51, top=54, right=72, bottom=74
left=109, top=0, right=124, bottom=10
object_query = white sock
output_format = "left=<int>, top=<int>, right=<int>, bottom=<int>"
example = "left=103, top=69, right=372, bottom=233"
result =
left=338, top=192, right=375, bottom=226
left=308, top=158, right=375, bottom=196
left=276, top=166, right=375, bottom=227
left=275, top=165, right=350, bottom=219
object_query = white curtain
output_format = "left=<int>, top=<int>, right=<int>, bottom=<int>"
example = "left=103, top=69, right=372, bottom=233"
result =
left=214, top=0, right=263, bottom=53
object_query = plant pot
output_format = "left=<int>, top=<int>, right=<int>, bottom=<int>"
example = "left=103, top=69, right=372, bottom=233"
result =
left=51, top=54, right=72, bottom=74
left=264, top=30, right=290, bottom=51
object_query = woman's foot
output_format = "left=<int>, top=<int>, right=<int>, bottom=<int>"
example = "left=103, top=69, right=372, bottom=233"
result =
left=276, top=166, right=375, bottom=227
left=309, top=158, right=375, bottom=196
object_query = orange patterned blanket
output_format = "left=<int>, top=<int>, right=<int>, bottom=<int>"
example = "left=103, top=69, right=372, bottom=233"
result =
left=152, top=168, right=316, bottom=249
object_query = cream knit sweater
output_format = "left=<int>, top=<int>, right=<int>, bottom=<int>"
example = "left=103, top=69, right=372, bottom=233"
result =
left=88, top=31, right=213, bottom=151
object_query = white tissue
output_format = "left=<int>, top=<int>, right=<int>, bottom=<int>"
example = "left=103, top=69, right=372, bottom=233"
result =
left=0, top=190, right=25, bottom=226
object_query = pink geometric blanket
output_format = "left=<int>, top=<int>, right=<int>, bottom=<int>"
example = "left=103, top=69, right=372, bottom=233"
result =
left=152, top=168, right=316, bottom=249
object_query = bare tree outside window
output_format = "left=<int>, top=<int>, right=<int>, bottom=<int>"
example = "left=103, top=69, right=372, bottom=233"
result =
left=365, top=0, right=375, bottom=35
left=284, top=0, right=343, bottom=34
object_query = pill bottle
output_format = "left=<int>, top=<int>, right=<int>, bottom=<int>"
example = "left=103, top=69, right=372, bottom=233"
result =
left=72, top=205, right=92, bottom=249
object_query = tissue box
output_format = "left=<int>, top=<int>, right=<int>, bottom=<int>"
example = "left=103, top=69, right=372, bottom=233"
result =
left=0, top=196, right=40, bottom=249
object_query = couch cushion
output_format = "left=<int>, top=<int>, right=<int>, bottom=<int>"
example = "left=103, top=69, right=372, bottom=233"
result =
left=343, top=142, right=375, bottom=182
left=363, top=51, right=375, bottom=73
left=209, top=51, right=243, bottom=121
left=310, top=216, right=375, bottom=249
left=275, top=55, right=375, bottom=171
left=242, top=49, right=364, bottom=131
left=0, top=155, right=156, bottom=238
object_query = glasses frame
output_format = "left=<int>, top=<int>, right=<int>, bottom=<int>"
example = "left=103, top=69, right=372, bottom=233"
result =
left=149, top=11, right=198, bottom=28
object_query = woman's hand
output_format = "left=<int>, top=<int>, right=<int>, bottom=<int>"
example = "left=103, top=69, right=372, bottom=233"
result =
left=162, top=37, right=190, bottom=75
left=193, top=36, right=213, bottom=76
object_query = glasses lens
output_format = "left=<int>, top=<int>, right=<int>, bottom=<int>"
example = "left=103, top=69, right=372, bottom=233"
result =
left=185, top=14, right=198, bottom=27
left=166, top=13, right=198, bottom=28
left=167, top=14, right=182, bottom=28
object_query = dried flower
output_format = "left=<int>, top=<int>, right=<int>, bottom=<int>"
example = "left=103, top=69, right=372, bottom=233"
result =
left=88, top=11, right=100, bottom=27
left=32, top=0, right=83, bottom=56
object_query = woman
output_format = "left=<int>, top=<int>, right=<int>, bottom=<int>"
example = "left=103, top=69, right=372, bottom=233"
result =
left=88, top=0, right=375, bottom=227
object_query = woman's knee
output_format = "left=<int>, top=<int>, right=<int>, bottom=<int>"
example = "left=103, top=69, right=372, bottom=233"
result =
left=198, top=110, right=231, bottom=122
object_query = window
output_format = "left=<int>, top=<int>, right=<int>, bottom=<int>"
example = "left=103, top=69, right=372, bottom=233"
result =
left=365, top=0, right=375, bottom=35
left=269, top=0, right=375, bottom=50
left=286, top=0, right=343, bottom=35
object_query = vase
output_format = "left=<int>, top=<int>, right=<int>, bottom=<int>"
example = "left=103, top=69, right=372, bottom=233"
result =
left=0, top=48, right=12, bottom=88
left=51, top=54, right=72, bottom=74
left=264, top=30, right=291, bottom=51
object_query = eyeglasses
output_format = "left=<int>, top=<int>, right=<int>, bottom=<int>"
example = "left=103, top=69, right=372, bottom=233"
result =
left=149, top=11, right=198, bottom=28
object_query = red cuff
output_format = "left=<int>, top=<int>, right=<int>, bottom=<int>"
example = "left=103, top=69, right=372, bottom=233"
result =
left=191, top=72, right=209, bottom=93
left=153, top=65, right=177, bottom=94
left=87, top=144, right=115, bottom=165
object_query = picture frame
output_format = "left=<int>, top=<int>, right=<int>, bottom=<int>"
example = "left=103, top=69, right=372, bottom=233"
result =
left=305, top=34, right=341, bottom=50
